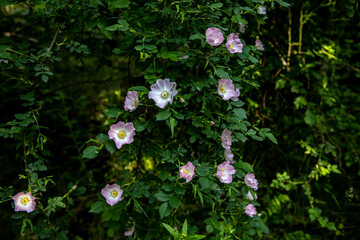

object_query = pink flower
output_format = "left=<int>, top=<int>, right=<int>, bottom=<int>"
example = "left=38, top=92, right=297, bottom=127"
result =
left=216, top=161, right=236, bottom=183
left=124, top=91, right=139, bottom=112
left=179, top=162, right=195, bottom=183
left=12, top=192, right=36, bottom=213
left=101, top=183, right=123, bottom=206
left=226, top=33, right=243, bottom=53
left=239, top=23, right=246, bottom=33
left=148, top=78, right=178, bottom=108
left=258, top=6, right=266, bottom=15
left=255, top=39, right=265, bottom=51
left=245, top=173, right=258, bottom=190
left=205, top=27, right=224, bottom=46
left=124, top=220, right=135, bottom=237
left=221, top=128, right=232, bottom=149
left=224, top=149, right=234, bottom=163
left=245, top=204, right=257, bottom=217
left=210, top=121, right=215, bottom=126
left=246, top=191, right=258, bottom=200
left=218, top=79, right=240, bottom=101
left=108, top=121, right=135, bottom=149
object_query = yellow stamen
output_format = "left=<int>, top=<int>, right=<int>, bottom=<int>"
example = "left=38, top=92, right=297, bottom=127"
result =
left=118, top=130, right=126, bottom=139
left=161, top=91, right=169, bottom=99
left=230, top=44, right=234, bottom=50
left=111, top=190, right=118, bottom=197
left=220, top=85, right=226, bottom=93
left=20, top=197, right=30, bottom=206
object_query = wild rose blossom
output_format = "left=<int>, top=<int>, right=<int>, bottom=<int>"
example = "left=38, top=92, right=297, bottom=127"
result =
left=245, top=173, right=258, bottom=190
left=148, top=78, right=178, bottom=108
left=124, top=91, right=139, bottom=112
left=108, top=121, right=135, bottom=149
left=245, top=204, right=257, bottom=217
left=124, top=219, right=135, bottom=237
left=258, top=6, right=266, bottom=15
left=246, top=191, right=258, bottom=200
left=218, top=79, right=240, bottom=101
left=12, top=192, right=36, bottom=213
left=216, top=161, right=236, bottom=183
left=205, top=27, right=224, bottom=46
left=239, top=23, right=246, bottom=33
left=101, top=183, right=123, bottom=206
left=221, top=128, right=232, bottom=149
left=179, top=162, right=195, bottom=183
left=224, top=148, right=234, bottom=163
left=225, top=33, right=243, bottom=53
left=255, top=39, right=265, bottom=51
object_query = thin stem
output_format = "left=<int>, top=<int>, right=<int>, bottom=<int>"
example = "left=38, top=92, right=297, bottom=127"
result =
left=47, top=23, right=62, bottom=52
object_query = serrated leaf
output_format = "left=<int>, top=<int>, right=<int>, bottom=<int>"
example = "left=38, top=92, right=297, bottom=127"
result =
left=238, top=161, right=253, bottom=173
left=159, top=202, right=171, bottom=219
left=169, top=197, right=181, bottom=208
left=104, top=108, right=122, bottom=118
left=231, top=100, right=245, bottom=107
left=82, top=146, right=99, bottom=159
left=266, top=133, right=278, bottom=144
left=89, top=201, right=106, bottom=213
left=234, top=108, right=247, bottom=119
left=105, top=141, right=116, bottom=154
left=215, top=69, right=230, bottom=79
left=154, top=191, right=172, bottom=202
left=108, top=0, right=130, bottom=10
left=199, top=177, right=211, bottom=190
left=156, top=110, right=171, bottom=121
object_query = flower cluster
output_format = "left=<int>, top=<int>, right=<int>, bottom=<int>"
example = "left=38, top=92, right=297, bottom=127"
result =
left=205, top=28, right=243, bottom=54
left=245, top=173, right=260, bottom=217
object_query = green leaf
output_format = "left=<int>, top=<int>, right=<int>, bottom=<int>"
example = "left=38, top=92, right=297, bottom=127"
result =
left=266, top=133, right=278, bottom=144
left=231, top=100, right=245, bottom=107
left=159, top=202, right=171, bottom=219
left=162, top=223, right=179, bottom=238
left=105, top=141, right=116, bottom=154
left=169, top=197, right=181, bottom=208
left=238, top=161, right=253, bottom=173
left=275, top=0, right=291, bottom=8
left=89, top=201, right=106, bottom=213
left=190, top=135, right=196, bottom=143
left=215, top=69, right=230, bottom=79
left=134, top=121, right=148, bottom=132
left=154, top=191, right=172, bottom=201
left=128, top=86, right=149, bottom=92
left=15, top=113, right=30, bottom=120
left=199, top=177, right=211, bottom=190
left=182, top=219, right=188, bottom=237
left=170, top=117, right=176, bottom=137
left=210, top=3, right=223, bottom=9
left=108, top=0, right=130, bottom=10
left=234, top=108, right=247, bottom=119
left=42, top=74, right=49, bottom=82
left=156, top=110, right=171, bottom=121
left=82, top=146, right=99, bottom=159
left=304, top=109, right=318, bottom=126
left=20, top=91, right=35, bottom=102
left=104, top=108, right=122, bottom=118
left=105, top=24, right=119, bottom=31
left=248, top=55, right=259, bottom=63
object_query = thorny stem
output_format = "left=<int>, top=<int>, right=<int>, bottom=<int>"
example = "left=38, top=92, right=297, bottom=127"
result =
left=287, top=9, right=292, bottom=71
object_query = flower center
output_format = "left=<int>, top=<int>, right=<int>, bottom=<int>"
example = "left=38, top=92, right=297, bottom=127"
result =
left=131, top=99, right=138, bottom=107
left=111, top=190, right=118, bottom=197
left=118, top=130, right=126, bottom=139
left=220, top=85, right=226, bottom=93
left=230, top=44, right=234, bottom=50
left=20, top=196, right=30, bottom=206
left=161, top=90, right=169, bottom=99
left=220, top=168, right=226, bottom=177
left=183, top=169, right=189, bottom=176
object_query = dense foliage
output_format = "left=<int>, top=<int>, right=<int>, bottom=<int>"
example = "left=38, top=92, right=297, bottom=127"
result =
left=0, top=0, right=359, bottom=239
